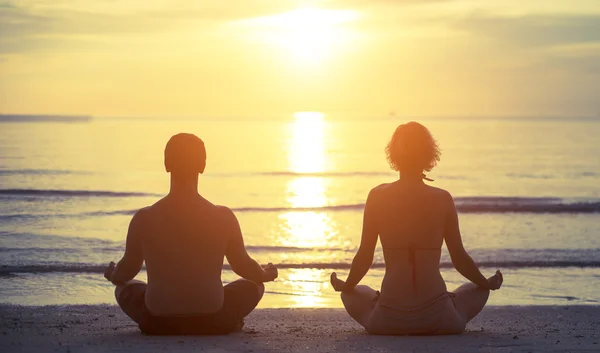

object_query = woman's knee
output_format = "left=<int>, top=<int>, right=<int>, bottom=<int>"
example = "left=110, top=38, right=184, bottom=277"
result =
left=340, top=285, right=377, bottom=311
left=455, top=283, right=490, bottom=301
left=340, top=285, right=364, bottom=305
left=452, top=282, right=490, bottom=322
left=453, top=282, right=479, bottom=293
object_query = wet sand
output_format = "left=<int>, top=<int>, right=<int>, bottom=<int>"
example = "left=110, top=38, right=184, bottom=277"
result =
left=1, top=305, right=599, bottom=352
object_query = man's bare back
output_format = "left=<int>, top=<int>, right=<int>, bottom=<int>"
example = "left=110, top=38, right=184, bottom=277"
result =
left=133, top=195, right=232, bottom=315
left=104, top=133, right=277, bottom=334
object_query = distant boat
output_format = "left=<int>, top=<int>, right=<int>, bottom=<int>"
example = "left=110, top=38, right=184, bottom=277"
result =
left=0, top=115, right=92, bottom=123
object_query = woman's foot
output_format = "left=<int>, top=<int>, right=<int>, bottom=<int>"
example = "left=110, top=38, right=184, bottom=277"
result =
left=330, top=272, right=347, bottom=292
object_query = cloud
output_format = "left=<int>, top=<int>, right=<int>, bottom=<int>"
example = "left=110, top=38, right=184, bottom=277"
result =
left=0, top=0, right=452, bottom=54
left=0, top=4, right=211, bottom=54
left=456, top=14, right=600, bottom=48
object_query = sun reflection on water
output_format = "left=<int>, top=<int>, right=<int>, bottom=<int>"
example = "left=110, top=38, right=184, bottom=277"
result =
left=281, top=268, right=333, bottom=308
left=282, top=112, right=332, bottom=241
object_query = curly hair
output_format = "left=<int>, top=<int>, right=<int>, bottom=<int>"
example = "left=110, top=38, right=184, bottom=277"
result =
left=385, top=122, right=441, bottom=173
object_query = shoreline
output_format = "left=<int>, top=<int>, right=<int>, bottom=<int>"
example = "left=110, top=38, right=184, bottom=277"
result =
left=3, top=267, right=600, bottom=307
left=1, top=305, right=599, bottom=352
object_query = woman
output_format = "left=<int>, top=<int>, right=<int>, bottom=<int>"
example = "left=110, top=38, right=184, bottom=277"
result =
left=330, top=122, right=503, bottom=335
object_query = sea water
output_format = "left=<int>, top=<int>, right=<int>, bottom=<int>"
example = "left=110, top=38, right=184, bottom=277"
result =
left=1, top=116, right=599, bottom=307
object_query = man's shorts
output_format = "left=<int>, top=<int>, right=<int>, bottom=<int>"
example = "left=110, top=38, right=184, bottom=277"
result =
left=117, top=279, right=263, bottom=335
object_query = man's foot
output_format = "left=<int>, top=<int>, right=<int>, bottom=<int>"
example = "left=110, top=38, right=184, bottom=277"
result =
left=487, top=270, right=503, bottom=290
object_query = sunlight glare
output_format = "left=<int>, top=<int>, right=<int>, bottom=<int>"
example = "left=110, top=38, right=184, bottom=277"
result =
left=289, top=112, right=325, bottom=174
left=240, top=8, right=360, bottom=65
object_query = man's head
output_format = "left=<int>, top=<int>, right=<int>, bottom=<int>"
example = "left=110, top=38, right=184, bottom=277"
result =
left=164, top=133, right=206, bottom=177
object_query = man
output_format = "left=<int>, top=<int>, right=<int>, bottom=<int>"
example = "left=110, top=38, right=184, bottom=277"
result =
left=104, top=133, right=277, bottom=335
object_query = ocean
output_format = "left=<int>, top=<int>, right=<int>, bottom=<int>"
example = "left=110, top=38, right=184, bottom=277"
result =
left=1, top=115, right=599, bottom=308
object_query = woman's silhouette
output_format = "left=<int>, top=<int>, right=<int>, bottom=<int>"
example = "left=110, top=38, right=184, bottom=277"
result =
left=330, top=122, right=503, bottom=335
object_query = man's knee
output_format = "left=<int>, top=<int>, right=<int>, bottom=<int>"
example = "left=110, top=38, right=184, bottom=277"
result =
left=114, top=279, right=146, bottom=303
left=480, top=287, right=490, bottom=303
left=256, top=281, right=265, bottom=298
left=114, top=286, right=121, bottom=302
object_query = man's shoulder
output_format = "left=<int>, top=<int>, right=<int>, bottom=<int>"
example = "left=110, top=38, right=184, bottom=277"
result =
left=139, top=196, right=237, bottom=220
left=130, top=205, right=153, bottom=221
left=371, top=182, right=392, bottom=192
left=212, top=204, right=236, bottom=218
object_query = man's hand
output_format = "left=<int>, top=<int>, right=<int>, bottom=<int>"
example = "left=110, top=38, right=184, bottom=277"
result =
left=487, top=270, right=503, bottom=290
left=262, top=263, right=278, bottom=282
left=104, top=262, right=116, bottom=283
left=330, top=272, right=348, bottom=292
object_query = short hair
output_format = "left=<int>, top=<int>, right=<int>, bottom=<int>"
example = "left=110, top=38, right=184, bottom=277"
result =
left=164, top=133, right=206, bottom=174
left=385, top=122, right=440, bottom=173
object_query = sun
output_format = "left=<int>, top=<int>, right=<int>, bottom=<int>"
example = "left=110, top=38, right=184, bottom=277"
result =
left=238, top=8, right=360, bottom=66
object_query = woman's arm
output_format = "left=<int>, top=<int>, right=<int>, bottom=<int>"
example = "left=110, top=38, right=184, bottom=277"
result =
left=443, top=192, right=490, bottom=289
left=332, top=189, right=379, bottom=291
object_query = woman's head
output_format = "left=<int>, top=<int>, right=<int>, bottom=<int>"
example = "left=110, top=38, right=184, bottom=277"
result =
left=385, top=122, right=440, bottom=174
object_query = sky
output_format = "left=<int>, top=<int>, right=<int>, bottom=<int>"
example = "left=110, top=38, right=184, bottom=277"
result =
left=1, top=0, right=599, bottom=118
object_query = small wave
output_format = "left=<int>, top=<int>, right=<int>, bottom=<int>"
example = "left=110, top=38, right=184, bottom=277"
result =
left=0, top=246, right=115, bottom=254
left=2, top=260, right=600, bottom=276
left=0, top=214, right=39, bottom=221
left=506, top=173, right=553, bottom=179
left=246, top=245, right=347, bottom=252
left=2, top=197, right=599, bottom=219
left=257, top=171, right=393, bottom=177
left=232, top=204, right=365, bottom=213
left=83, top=197, right=600, bottom=215
left=209, top=171, right=468, bottom=180
left=453, top=197, right=600, bottom=213
left=0, top=189, right=160, bottom=198
left=207, top=171, right=394, bottom=178
left=0, top=169, right=87, bottom=176
left=0, top=245, right=343, bottom=254
left=533, top=294, right=579, bottom=301
left=0, top=114, right=92, bottom=123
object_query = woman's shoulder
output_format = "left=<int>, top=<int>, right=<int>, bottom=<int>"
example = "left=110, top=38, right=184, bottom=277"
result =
left=364, top=183, right=391, bottom=203
left=425, top=185, right=455, bottom=207
left=427, top=185, right=451, bottom=196
left=370, top=182, right=393, bottom=194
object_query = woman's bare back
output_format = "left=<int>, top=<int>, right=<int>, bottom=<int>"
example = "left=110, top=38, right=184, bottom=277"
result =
left=372, top=181, right=451, bottom=308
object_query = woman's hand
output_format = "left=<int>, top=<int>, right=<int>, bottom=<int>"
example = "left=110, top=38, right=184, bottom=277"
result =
left=262, top=263, right=278, bottom=282
left=103, top=262, right=116, bottom=283
left=487, top=270, right=503, bottom=290
left=330, top=272, right=348, bottom=292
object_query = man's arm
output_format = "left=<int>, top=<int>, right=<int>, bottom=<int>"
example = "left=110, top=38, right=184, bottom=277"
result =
left=223, top=207, right=277, bottom=283
left=332, top=189, right=379, bottom=291
left=109, top=209, right=145, bottom=284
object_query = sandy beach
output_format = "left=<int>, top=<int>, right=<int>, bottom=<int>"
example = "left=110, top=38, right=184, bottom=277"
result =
left=1, top=305, right=598, bottom=352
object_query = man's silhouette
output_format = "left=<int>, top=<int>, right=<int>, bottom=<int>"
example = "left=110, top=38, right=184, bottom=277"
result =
left=104, top=133, right=277, bottom=335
